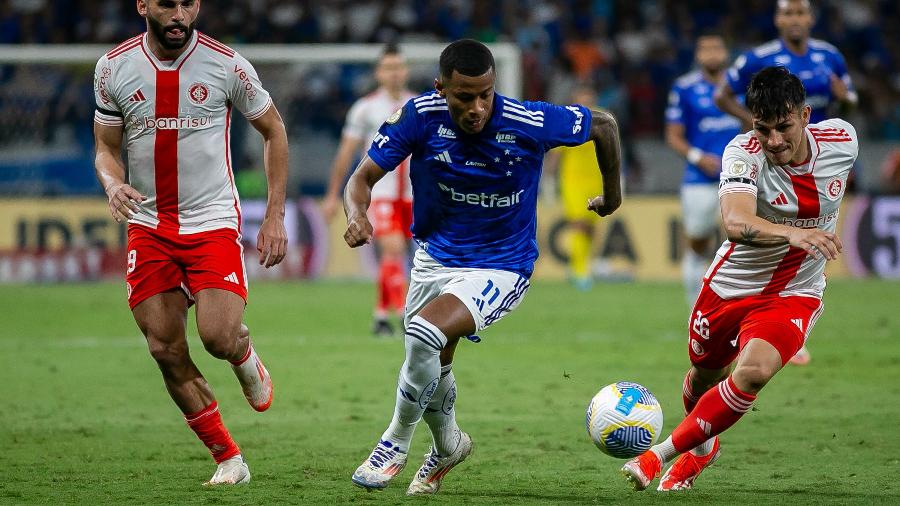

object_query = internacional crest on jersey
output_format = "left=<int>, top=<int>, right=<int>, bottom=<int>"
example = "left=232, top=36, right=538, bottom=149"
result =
left=366, top=92, right=592, bottom=277
left=93, top=31, right=272, bottom=235
left=709, top=118, right=859, bottom=299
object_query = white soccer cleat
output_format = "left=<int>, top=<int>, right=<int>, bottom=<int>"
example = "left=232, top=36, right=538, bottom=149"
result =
left=230, top=342, right=274, bottom=412
left=351, top=440, right=408, bottom=490
left=204, top=455, right=250, bottom=486
left=406, top=431, right=473, bottom=496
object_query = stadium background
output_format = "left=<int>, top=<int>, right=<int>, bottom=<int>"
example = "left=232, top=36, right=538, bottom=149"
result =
left=0, top=0, right=898, bottom=283
left=1, top=2, right=900, bottom=504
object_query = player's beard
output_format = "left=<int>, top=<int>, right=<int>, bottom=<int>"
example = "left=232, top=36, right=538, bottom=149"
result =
left=147, top=16, right=194, bottom=50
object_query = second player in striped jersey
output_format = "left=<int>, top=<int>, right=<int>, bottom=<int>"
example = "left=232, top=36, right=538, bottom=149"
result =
left=322, top=45, right=416, bottom=337
left=622, top=66, right=857, bottom=492
left=93, top=0, right=288, bottom=486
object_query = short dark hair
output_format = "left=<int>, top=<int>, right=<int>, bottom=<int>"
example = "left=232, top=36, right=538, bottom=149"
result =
left=746, top=66, right=806, bottom=122
left=381, top=42, right=401, bottom=59
left=439, top=39, right=495, bottom=79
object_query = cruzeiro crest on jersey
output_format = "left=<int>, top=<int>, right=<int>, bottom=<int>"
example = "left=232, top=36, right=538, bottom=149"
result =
left=386, top=107, right=403, bottom=124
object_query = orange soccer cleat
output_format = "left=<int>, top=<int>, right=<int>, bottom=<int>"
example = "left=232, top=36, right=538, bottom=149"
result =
left=621, top=450, right=662, bottom=491
left=658, top=437, right=720, bottom=491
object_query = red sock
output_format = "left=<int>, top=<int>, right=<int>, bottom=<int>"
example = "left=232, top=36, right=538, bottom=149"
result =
left=379, top=257, right=406, bottom=314
left=376, top=259, right=392, bottom=315
left=671, top=376, right=756, bottom=453
left=185, top=401, right=240, bottom=463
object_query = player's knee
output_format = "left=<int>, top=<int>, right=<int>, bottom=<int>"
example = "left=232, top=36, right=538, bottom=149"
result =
left=146, top=338, right=190, bottom=370
left=731, top=363, right=776, bottom=393
left=198, top=321, right=242, bottom=360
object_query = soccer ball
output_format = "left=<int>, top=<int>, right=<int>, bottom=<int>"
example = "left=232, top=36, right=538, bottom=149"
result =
left=585, top=382, right=664, bottom=459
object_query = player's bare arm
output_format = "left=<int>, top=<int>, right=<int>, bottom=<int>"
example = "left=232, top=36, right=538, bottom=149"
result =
left=322, top=135, right=365, bottom=222
left=664, top=122, right=720, bottom=176
left=249, top=105, right=289, bottom=268
left=342, top=155, right=387, bottom=248
left=713, top=82, right=752, bottom=130
left=93, top=122, right=146, bottom=223
left=720, top=191, right=842, bottom=259
left=586, top=109, right=623, bottom=217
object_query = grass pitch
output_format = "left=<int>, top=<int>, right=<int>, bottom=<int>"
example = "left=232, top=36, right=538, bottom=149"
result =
left=1, top=279, right=899, bottom=505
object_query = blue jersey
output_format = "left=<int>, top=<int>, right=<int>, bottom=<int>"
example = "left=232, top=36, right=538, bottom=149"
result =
left=367, top=92, right=592, bottom=277
left=666, top=70, right=742, bottom=185
left=726, top=38, right=855, bottom=123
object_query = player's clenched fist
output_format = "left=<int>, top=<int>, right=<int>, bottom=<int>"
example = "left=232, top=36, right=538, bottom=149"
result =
left=104, top=182, right=146, bottom=223
left=787, top=227, right=843, bottom=260
left=587, top=194, right=622, bottom=217
left=344, top=216, right=374, bottom=248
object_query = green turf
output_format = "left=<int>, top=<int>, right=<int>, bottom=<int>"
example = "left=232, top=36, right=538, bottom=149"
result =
left=1, top=279, right=899, bottom=505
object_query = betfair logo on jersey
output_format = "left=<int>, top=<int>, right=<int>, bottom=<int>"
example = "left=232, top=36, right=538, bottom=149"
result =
left=437, top=124, right=457, bottom=139
left=438, top=182, right=524, bottom=208
left=128, top=114, right=212, bottom=131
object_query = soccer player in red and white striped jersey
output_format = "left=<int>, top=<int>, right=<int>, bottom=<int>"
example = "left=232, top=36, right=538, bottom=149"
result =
left=622, top=66, right=857, bottom=492
left=93, top=0, right=288, bottom=486
left=321, top=45, right=416, bottom=337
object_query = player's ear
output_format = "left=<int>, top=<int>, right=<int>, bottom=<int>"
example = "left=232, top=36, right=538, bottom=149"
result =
left=434, top=78, right=445, bottom=97
left=136, top=0, right=147, bottom=17
left=801, top=105, right=811, bottom=127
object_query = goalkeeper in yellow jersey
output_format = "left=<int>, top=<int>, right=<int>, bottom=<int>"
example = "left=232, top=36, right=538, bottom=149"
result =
left=545, top=84, right=606, bottom=290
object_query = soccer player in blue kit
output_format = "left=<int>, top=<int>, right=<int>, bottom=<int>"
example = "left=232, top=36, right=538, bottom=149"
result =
left=666, top=31, right=741, bottom=307
left=342, top=39, right=623, bottom=495
left=715, top=0, right=855, bottom=366
left=715, top=0, right=856, bottom=127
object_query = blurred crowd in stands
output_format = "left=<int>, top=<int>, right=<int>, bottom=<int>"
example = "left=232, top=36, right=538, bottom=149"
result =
left=0, top=0, right=898, bottom=193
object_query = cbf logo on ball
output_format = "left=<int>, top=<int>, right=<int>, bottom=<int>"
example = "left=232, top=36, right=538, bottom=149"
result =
left=586, top=382, right=664, bottom=459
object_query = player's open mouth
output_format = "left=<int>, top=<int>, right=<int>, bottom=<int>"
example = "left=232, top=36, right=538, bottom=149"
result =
left=166, top=27, right=186, bottom=39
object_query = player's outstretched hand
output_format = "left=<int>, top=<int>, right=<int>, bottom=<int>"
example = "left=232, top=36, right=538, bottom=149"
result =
left=257, top=216, right=287, bottom=268
left=344, top=215, right=373, bottom=248
left=587, top=194, right=621, bottom=217
left=104, top=183, right=146, bottom=223
left=787, top=227, right=843, bottom=260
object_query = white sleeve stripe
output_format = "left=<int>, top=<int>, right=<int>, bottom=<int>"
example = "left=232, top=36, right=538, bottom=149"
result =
left=94, top=111, right=124, bottom=126
left=718, top=186, right=756, bottom=197
left=243, top=98, right=272, bottom=121
left=501, top=112, right=543, bottom=127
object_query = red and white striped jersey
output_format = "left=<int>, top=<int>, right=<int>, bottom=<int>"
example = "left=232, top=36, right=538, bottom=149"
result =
left=93, top=31, right=272, bottom=234
left=709, top=118, right=858, bottom=299
left=343, top=88, right=414, bottom=201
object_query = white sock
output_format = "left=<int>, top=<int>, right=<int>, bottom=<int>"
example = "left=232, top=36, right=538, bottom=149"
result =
left=690, top=437, right=716, bottom=456
left=650, top=435, right=679, bottom=466
left=422, top=364, right=461, bottom=456
left=380, top=316, right=446, bottom=452
left=682, top=249, right=707, bottom=307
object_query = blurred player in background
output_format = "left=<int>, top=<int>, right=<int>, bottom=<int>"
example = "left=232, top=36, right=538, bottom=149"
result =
left=666, top=31, right=741, bottom=306
left=322, top=45, right=416, bottom=337
left=343, top=39, right=622, bottom=495
left=623, top=67, right=857, bottom=492
left=715, top=0, right=856, bottom=126
left=715, top=0, right=856, bottom=365
left=93, top=0, right=288, bottom=486
left=544, top=83, right=606, bottom=290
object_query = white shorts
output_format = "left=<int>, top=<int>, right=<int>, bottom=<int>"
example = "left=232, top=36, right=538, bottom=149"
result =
left=680, top=183, right=721, bottom=239
left=404, top=248, right=530, bottom=332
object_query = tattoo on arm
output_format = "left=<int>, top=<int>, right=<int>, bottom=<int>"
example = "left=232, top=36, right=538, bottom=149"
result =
left=734, top=224, right=786, bottom=246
